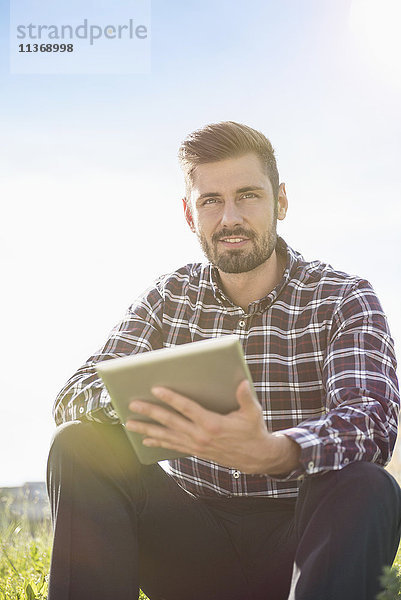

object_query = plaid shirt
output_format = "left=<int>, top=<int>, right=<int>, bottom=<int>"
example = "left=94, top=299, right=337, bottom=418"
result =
left=53, top=237, right=399, bottom=498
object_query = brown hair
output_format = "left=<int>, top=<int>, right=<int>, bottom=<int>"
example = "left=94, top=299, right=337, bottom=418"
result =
left=178, top=121, right=280, bottom=200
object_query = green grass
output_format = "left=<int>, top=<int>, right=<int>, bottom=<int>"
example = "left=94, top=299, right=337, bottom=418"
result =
left=0, top=490, right=51, bottom=600
left=0, top=495, right=400, bottom=600
left=0, top=515, right=150, bottom=600
left=0, top=489, right=151, bottom=600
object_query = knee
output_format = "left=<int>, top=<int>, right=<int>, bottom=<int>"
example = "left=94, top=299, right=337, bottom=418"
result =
left=302, top=462, right=401, bottom=514
left=48, top=420, right=123, bottom=470
left=335, top=462, right=401, bottom=518
left=48, top=419, right=141, bottom=479
left=49, top=421, right=96, bottom=457
left=339, top=460, right=382, bottom=480
left=299, top=462, right=401, bottom=538
left=338, top=461, right=397, bottom=492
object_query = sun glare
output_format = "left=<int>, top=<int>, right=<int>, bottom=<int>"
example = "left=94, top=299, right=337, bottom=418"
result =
left=349, top=0, right=401, bottom=87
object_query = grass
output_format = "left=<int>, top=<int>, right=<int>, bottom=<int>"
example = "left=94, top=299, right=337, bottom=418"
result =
left=0, top=491, right=400, bottom=599
left=0, top=489, right=151, bottom=600
left=0, top=515, right=149, bottom=600
left=0, top=490, right=51, bottom=600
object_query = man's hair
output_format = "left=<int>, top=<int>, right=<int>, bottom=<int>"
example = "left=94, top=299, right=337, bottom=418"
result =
left=178, top=121, right=280, bottom=201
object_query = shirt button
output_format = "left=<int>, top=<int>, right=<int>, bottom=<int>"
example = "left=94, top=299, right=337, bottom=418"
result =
left=232, top=470, right=240, bottom=479
left=307, top=461, right=314, bottom=470
left=238, top=320, right=246, bottom=328
left=343, top=458, right=350, bottom=465
left=79, top=407, right=85, bottom=414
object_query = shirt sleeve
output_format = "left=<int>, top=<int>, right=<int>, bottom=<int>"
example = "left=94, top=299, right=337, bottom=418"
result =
left=52, top=285, right=164, bottom=425
left=278, top=278, right=400, bottom=479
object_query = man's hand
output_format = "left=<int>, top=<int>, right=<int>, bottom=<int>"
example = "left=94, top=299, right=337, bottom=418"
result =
left=126, top=380, right=301, bottom=476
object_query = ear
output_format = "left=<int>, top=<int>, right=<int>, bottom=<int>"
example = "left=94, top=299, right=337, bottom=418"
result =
left=277, top=183, right=288, bottom=221
left=182, top=198, right=196, bottom=232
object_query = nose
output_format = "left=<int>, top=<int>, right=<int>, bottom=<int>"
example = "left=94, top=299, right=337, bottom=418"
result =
left=220, top=199, right=244, bottom=228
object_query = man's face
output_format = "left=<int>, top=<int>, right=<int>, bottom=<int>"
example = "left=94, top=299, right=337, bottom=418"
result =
left=184, top=153, right=287, bottom=274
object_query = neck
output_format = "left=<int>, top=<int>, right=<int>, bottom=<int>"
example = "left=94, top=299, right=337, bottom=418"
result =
left=218, top=250, right=284, bottom=312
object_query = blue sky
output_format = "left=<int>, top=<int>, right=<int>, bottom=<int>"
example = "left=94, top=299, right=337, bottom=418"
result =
left=1, top=0, right=400, bottom=486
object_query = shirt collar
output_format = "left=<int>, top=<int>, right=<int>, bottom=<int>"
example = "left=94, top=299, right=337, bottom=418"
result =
left=208, top=236, right=300, bottom=312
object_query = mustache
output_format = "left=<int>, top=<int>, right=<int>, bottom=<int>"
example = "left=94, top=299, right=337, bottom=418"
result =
left=211, top=228, right=256, bottom=243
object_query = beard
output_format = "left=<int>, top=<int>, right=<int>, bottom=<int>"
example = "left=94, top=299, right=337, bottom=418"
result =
left=197, top=218, right=278, bottom=274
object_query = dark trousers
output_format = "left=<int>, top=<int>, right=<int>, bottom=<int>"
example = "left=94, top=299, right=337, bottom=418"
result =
left=47, top=421, right=401, bottom=600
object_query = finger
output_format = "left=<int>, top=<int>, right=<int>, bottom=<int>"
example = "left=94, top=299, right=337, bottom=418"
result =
left=142, top=437, right=192, bottom=454
left=126, top=418, right=190, bottom=448
left=125, top=418, right=166, bottom=437
left=126, top=419, right=194, bottom=454
left=128, top=400, right=193, bottom=435
left=236, top=380, right=259, bottom=411
left=151, top=386, right=215, bottom=423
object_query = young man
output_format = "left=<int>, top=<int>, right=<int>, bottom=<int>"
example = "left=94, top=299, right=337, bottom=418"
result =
left=47, top=121, right=401, bottom=600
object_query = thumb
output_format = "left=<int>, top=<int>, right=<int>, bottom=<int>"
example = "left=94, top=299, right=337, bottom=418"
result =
left=236, top=379, right=259, bottom=411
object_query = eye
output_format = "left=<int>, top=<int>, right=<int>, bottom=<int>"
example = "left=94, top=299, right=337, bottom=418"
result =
left=240, top=192, right=258, bottom=199
left=202, top=197, right=220, bottom=205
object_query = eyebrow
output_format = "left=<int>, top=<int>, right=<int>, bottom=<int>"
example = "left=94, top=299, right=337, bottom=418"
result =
left=196, top=186, right=265, bottom=202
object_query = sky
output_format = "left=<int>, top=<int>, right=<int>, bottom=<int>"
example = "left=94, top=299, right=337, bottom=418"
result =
left=1, top=0, right=400, bottom=486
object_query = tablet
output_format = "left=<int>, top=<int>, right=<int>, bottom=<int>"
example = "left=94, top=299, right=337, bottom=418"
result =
left=96, top=335, right=254, bottom=464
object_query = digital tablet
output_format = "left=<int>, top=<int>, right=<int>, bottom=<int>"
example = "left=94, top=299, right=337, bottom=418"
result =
left=96, top=335, right=254, bottom=464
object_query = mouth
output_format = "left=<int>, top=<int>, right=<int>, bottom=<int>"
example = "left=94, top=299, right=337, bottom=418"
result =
left=218, top=236, right=250, bottom=248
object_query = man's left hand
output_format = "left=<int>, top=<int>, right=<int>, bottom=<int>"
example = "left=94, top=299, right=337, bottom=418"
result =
left=126, top=380, right=301, bottom=475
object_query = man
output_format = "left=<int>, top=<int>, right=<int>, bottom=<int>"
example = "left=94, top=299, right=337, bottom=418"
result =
left=47, top=121, right=401, bottom=600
